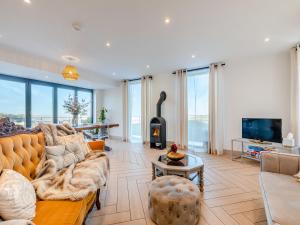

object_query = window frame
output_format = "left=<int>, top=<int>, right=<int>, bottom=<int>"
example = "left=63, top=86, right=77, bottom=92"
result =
left=0, top=73, right=94, bottom=128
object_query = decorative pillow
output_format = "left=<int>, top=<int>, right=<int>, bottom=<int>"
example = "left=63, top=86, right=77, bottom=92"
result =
left=56, top=133, right=91, bottom=155
left=45, top=141, right=85, bottom=170
left=0, top=170, right=36, bottom=220
left=0, top=219, right=35, bottom=225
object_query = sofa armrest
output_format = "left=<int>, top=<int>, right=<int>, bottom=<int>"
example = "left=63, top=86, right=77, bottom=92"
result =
left=88, top=140, right=105, bottom=151
left=261, top=151, right=300, bottom=175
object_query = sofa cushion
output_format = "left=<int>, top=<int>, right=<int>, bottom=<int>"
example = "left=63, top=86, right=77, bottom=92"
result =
left=45, top=142, right=85, bottom=170
left=56, top=133, right=90, bottom=155
left=260, top=172, right=300, bottom=225
left=32, top=192, right=96, bottom=225
left=0, top=169, right=36, bottom=220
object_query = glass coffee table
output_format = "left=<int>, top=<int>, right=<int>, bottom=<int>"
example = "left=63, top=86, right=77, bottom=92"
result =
left=151, top=153, right=204, bottom=192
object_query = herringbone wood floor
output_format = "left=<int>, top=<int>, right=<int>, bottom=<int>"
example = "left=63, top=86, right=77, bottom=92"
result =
left=87, top=140, right=267, bottom=225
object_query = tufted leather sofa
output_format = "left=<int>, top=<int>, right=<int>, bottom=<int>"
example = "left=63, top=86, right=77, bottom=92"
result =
left=0, top=132, right=105, bottom=225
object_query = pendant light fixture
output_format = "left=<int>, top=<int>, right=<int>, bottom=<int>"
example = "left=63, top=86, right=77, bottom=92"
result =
left=62, top=65, right=80, bottom=80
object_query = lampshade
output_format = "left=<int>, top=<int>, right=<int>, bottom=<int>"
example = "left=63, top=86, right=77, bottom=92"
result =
left=62, top=65, right=79, bottom=80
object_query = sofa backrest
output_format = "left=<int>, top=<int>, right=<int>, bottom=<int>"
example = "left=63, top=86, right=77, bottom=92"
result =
left=0, top=132, right=45, bottom=180
left=261, top=151, right=300, bottom=176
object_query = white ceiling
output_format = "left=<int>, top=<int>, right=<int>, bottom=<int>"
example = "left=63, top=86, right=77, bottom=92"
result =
left=0, top=0, right=299, bottom=86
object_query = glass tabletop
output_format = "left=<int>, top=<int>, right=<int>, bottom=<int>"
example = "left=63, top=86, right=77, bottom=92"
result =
left=158, top=154, right=199, bottom=167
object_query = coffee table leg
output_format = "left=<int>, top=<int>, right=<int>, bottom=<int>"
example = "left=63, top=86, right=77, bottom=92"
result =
left=198, top=167, right=204, bottom=192
left=152, top=163, right=156, bottom=180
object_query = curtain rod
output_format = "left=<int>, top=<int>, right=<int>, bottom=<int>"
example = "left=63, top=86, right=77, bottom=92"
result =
left=124, top=75, right=153, bottom=82
left=172, top=63, right=226, bottom=75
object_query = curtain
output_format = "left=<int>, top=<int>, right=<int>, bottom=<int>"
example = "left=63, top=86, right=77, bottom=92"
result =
left=122, top=80, right=129, bottom=142
left=175, top=69, right=188, bottom=149
left=291, top=44, right=300, bottom=145
left=141, top=76, right=153, bottom=144
left=208, top=64, right=225, bottom=155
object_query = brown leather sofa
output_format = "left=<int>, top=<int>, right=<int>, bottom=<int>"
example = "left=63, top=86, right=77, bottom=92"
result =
left=260, top=151, right=300, bottom=225
left=0, top=132, right=105, bottom=225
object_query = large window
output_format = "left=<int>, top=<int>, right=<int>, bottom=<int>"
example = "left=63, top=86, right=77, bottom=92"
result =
left=0, top=79, right=26, bottom=126
left=31, top=84, right=53, bottom=126
left=187, top=69, right=209, bottom=152
left=0, top=74, right=93, bottom=128
left=128, top=80, right=142, bottom=142
left=78, top=91, right=92, bottom=125
left=57, top=88, right=75, bottom=124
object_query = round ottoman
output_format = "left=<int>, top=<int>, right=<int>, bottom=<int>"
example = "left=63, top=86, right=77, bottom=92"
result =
left=148, top=175, right=200, bottom=225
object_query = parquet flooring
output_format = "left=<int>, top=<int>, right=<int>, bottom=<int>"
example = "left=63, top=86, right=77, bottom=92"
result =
left=87, top=140, right=267, bottom=225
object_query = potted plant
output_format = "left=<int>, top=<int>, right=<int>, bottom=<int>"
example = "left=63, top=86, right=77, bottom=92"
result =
left=63, top=95, right=89, bottom=127
left=97, top=107, right=108, bottom=137
left=98, top=107, right=108, bottom=124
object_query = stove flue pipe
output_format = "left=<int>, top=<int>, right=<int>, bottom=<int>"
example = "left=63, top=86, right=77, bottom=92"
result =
left=156, top=91, right=167, bottom=118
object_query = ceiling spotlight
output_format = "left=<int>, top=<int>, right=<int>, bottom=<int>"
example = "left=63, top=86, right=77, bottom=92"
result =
left=164, top=17, right=171, bottom=24
left=72, top=22, right=82, bottom=32
left=61, top=55, right=80, bottom=63
left=264, top=37, right=270, bottom=43
left=106, top=42, right=111, bottom=47
left=24, top=0, right=31, bottom=4
left=192, top=54, right=196, bottom=58
left=146, top=65, right=150, bottom=69
left=112, top=72, right=116, bottom=76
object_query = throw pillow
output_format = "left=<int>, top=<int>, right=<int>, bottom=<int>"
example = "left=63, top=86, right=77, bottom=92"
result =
left=45, top=141, right=85, bottom=170
left=56, top=133, right=91, bottom=155
left=0, top=170, right=36, bottom=220
left=0, top=220, right=35, bottom=225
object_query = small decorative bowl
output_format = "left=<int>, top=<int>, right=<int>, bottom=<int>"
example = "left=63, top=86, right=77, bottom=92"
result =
left=167, top=152, right=185, bottom=161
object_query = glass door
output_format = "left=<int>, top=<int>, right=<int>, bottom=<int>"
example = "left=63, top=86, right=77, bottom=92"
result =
left=187, top=69, right=209, bottom=152
left=128, top=80, right=142, bottom=143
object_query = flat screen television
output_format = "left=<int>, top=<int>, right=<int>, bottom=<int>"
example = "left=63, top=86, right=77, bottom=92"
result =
left=242, top=118, right=282, bottom=143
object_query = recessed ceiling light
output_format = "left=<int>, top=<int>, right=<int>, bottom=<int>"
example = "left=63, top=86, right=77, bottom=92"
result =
left=164, top=17, right=171, bottom=24
left=106, top=42, right=111, bottom=47
left=192, top=54, right=196, bottom=58
left=146, top=65, right=150, bottom=69
left=72, top=22, right=81, bottom=32
left=0, top=34, right=3, bottom=38
left=61, top=55, right=80, bottom=63
left=24, top=0, right=31, bottom=4
left=112, top=72, right=116, bottom=76
left=264, top=37, right=270, bottom=43
left=45, top=75, right=49, bottom=79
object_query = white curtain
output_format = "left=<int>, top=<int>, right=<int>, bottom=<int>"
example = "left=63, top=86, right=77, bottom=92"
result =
left=175, top=69, right=188, bottom=149
left=208, top=64, right=225, bottom=155
left=141, top=76, right=153, bottom=144
left=291, top=44, right=300, bottom=145
left=122, top=80, right=129, bottom=142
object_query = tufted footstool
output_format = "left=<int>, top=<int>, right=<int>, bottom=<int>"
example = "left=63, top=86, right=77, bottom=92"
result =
left=148, top=175, right=200, bottom=225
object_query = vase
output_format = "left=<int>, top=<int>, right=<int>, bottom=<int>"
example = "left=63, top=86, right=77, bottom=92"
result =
left=72, top=114, right=79, bottom=127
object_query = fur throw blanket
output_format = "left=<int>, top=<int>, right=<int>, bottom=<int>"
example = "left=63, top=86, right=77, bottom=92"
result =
left=38, top=123, right=77, bottom=146
left=32, top=151, right=109, bottom=201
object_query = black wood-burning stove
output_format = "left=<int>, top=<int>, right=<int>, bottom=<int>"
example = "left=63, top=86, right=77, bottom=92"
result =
left=150, top=91, right=167, bottom=149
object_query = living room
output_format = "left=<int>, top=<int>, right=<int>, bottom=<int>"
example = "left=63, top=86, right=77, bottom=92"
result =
left=0, top=1, right=299, bottom=225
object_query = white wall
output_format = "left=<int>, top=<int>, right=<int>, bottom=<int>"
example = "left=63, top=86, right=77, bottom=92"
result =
left=97, top=50, right=291, bottom=149
left=96, top=84, right=124, bottom=138
left=150, top=75, right=176, bottom=142
left=95, top=75, right=176, bottom=140
left=223, top=51, right=291, bottom=149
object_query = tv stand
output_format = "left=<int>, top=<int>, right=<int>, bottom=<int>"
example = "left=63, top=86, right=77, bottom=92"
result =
left=231, top=138, right=300, bottom=162
left=249, top=139, right=272, bottom=145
